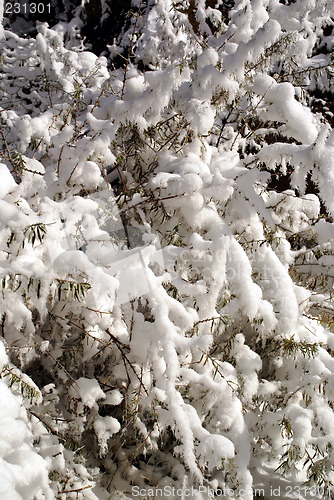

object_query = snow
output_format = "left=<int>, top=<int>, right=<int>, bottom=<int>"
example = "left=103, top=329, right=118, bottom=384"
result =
left=72, top=378, right=105, bottom=409
left=197, top=48, right=218, bottom=69
left=93, top=416, right=120, bottom=455
left=104, top=390, right=123, bottom=406
left=184, top=99, right=216, bottom=135
left=252, top=75, right=318, bottom=144
left=313, top=219, right=334, bottom=244
left=197, top=434, right=234, bottom=469
left=0, top=164, right=16, bottom=199
left=1, top=0, right=334, bottom=497
left=286, top=404, right=313, bottom=453
left=0, top=344, right=53, bottom=500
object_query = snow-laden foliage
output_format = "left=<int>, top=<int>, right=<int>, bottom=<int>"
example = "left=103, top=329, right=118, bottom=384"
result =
left=1, top=0, right=334, bottom=498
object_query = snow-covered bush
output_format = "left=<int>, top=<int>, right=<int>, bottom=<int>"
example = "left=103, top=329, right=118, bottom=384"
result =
left=1, top=1, right=334, bottom=498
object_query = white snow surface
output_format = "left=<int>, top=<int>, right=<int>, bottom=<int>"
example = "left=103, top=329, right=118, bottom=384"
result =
left=0, top=343, right=53, bottom=500
left=0, top=1, right=334, bottom=498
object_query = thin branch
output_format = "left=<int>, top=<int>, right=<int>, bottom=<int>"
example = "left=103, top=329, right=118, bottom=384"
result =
left=56, top=144, right=64, bottom=176
left=119, top=194, right=182, bottom=214
left=0, top=117, right=15, bottom=169
left=59, top=485, right=93, bottom=494
left=29, top=409, right=59, bottom=437
left=66, top=162, right=79, bottom=186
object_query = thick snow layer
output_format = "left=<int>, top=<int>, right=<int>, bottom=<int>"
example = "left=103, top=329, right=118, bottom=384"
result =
left=252, top=75, right=318, bottom=144
left=0, top=344, right=53, bottom=500
left=0, top=164, right=16, bottom=199
left=1, top=1, right=334, bottom=497
left=184, top=99, right=216, bottom=135
left=72, top=378, right=105, bottom=409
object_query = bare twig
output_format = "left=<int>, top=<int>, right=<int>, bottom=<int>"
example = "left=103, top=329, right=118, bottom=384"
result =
left=56, top=144, right=64, bottom=176
left=66, top=162, right=79, bottom=186
left=106, top=328, right=149, bottom=395
left=59, top=485, right=93, bottom=494
left=119, top=194, right=182, bottom=214
left=0, top=117, right=15, bottom=168
left=1, top=313, right=5, bottom=338
left=29, top=409, right=59, bottom=437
